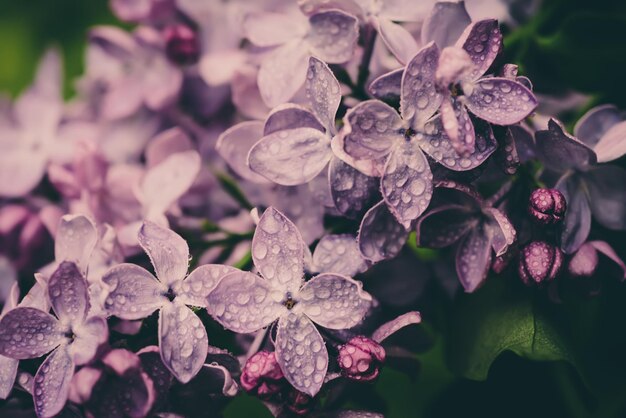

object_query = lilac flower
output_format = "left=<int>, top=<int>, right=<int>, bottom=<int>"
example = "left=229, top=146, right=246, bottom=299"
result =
left=207, top=207, right=372, bottom=396
left=415, top=181, right=516, bottom=292
left=309, top=234, right=368, bottom=277
left=0, top=261, right=108, bottom=418
left=337, top=336, right=385, bottom=382
left=536, top=118, right=626, bottom=253
left=528, top=188, right=566, bottom=225
left=244, top=8, right=358, bottom=106
left=103, top=221, right=235, bottom=383
left=568, top=241, right=626, bottom=281
left=573, top=104, right=626, bottom=163
left=240, top=351, right=285, bottom=400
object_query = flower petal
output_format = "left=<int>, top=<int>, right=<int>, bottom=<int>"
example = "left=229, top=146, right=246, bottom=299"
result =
left=593, top=121, right=626, bottom=163
left=70, top=316, right=108, bottom=366
left=357, top=201, right=408, bottom=263
left=258, top=40, right=310, bottom=107
left=0, top=355, right=18, bottom=399
left=381, top=140, right=433, bottom=228
left=329, top=156, right=379, bottom=219
left=574, top=104, right=624, bottom=149
left=455, top=222, right=493, bottom=292
left=0, top=307, right=63, bottom=359
left=248, top=127, right=332, bottom=186
left=175, top=264, right=238, bottom=308
left=557, top=175, right=591, bottom=254
left=368, top=68, right=403, bottom=102
left=440, top=94, right=475, bottom=155
left=252, top=207, right=305, bottom=293
left=465, top=77, right=537, bottom=125
left=585, top=165, right=626, bottom=230
left=138, top=221, right=189, bottom=287
left=400, top=42, right=442, bottom=129
left=536, top=119, right=597, bottom=172
left=55, top=215, right=98, bottom=273
left=299, top=273, right=371, bottom=329
left=311, top=234, right=368, bottom=276
left=484, top=208, right=516, bottom=257
left=269, top=185, right=326, bottom=245
left=457, top=19, right=502, bottom=80
left=33, top=346, right=75, bottom=418
left=377, top=18, right=418, bottom=65
left=308, top=10, right=359, bottom=63
left=415, top=204, right=477, bottom=248
left=371, top=311, right=421, bottom=343
left=275, top=313, right=328, bottom=396
left=206, top=270, right=287, bottom=333
left=200, top=363, right=239, bottom=397
left=589, top=241, right=626, bottom=280
left=264, top=104, right=325, bottom=136
left=217, top=121, right=270, bottom=184
left=305, top=56, right=341, bottom=130
left=244, top=12, right=307, bottom=47
left=145, top=127, right=194, bottom=168
left=421, top=1, right=471, bottom=48
left=159, top=301, right=207, bottom=383
left=103, top=263, right=167, bottom=320
left=48, top=261, right=89, bottom=325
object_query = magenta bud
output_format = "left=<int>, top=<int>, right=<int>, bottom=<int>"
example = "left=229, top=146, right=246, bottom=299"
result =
left=285, top=389, right=314, bottom=416
left=240, top=351, right=284, bottom=400
left=518, top=241, right=564, bottom=286
left=528, top=188, right=566, bottom=225
left=338, top=336, right=386, bottom=382
left=568, top=243, right=599, bottom=279
left=163, top=24, right=200, bottom=66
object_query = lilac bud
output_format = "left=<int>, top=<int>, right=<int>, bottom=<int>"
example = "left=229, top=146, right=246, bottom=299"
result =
left=285, top=389, right=314, bottom=416
left=164, top=25, right=200, bottom=66
left=338, top=336, right=386, bottom=382
left=528, top=189, right=566, bottom=225
left=568, top=243, right=599, bottom=279
left=518, top=241, right=564, bottom=286
left=240, top=351, right=284, bottom=400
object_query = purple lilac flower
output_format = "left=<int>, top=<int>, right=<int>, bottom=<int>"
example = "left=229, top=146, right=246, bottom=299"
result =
left=568, top=241, right=626, bottom=280
left=0, top=261, right=108, bottom=418
left=528, top=188, right=567, bottom=225
left=103, top=221, right=235, bottom=383
left=207, top=207, right=372, bottom=396
left=338, top=336, right=385, bottom=382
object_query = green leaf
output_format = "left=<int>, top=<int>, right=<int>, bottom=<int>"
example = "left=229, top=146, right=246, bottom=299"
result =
left=214, top=171, right=254, bottom=211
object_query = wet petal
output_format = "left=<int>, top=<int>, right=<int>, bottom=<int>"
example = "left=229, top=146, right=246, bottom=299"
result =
left=0, top=308, right=62, bottom=359
left=456, top=222, right=493, bottom=292
left=308, top=10, right=359, bottom=63
left=574, top=104, right=623, bottom=148
left=48, top=261, right=89, bottom=325
left=305, top=57, right=341, bottom=130
left=299, top=273, right=371, bottom=329
left=421, top=1, right=471, bottom=48
left=201, top=363, right=239, bottom=397
left=206, top=270, right=287, bottom=333
left=585, top=165, right=626, bottom=230
left=377, top=18, right=418, bottom=64
left=55, top=215, right=98, bottom=273
left=440, top=95, right=475, bottom=155
left=138, top=221, right=189, bottom=286
left=368, top=68, right=402, bottom=102
left=536, top=119, right=596, bottom=171
left=415, top=204, right=477, bottom=248
left=244, top=12, right=307, bottom=47
left=33, top=346, right=75, bottom=418
left=102, top=263, right=167, bottom=320
left=371, top=311, right=421, bottom=343
left=270, top=185, right=326, bottom=245
left=381, top=141, right=433, bottom=228
left=252, top=207, right=305, bottom=293
left=311, top=234, right=368, bottom=276
left=400, top=42, right=442, bottom=128
left=275, top=313, right=328, bottom=396
left=69, top=316, right=108, bottom=366
left=248, top=127, right=332, bottom=186
left=556, top=176, right=591, bottom=254
left=329, top=157, right=379, bottom=219
left=357, top=201, right=408, bottom=263
left=264, top=104, right=325, bottom=136
left=593, top=121, right=626, bottom=163
left=176, top=264, right=238, bottom=308
left=258, top=40, right=310, bottom=107
left=457, top=19, right=502, bottom=80
left=217, top=121, right=270, bottom=184
left=159, top=301, right=207, bottom=383
left=485, top=208, right=516, bottom=257
left=465, top=77, right=537, bottom=125
left=0, top=355, right=18, bottom=399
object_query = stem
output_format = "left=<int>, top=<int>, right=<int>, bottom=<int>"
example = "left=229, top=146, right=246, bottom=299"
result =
left=354, top=23, right=377, bottom=99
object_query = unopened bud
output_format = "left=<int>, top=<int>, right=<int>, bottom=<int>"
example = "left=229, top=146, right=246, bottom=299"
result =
left=240, top=351, right=284, bottom=400
left=528, top=188, right=566, bottom=225
left=518, top=241, right=563, bottom=285
left=338, top=336, right=385, bottom=382
left=164, top=25, right=200, bottom=66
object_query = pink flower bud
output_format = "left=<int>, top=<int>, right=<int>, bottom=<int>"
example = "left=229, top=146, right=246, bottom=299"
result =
left=528, top=188, right=566, bottom=225
left=240, top=351, right=284, bottom=400
left=338, top=336, right=386, bottom=382
left=285, top=389, right=314, bottom=416
left=518, top=241, right=563, bottom=285
left=164, top=25, right=200, bottom=66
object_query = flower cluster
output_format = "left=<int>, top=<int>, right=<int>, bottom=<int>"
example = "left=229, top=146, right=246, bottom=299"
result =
left=0, top=0, right=625, bottom=417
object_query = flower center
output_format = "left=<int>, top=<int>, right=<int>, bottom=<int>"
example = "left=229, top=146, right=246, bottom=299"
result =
left=165, top=288, right=176, bottom=302
left=401, top=127, right=416, bottom=141
left=283, top=293, right=297, bottom=310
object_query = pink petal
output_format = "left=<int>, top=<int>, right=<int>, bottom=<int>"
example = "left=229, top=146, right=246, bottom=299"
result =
left=138, top=221, right=189, bottom=287
left=0, top=307, right=63, bottom=359
left=258, top=40, right=310, bottom=107
left=217, top=121, right=270, bottom=184
left=175, top=264, right=238, bottom=308
left=69, top=316, right=108, bottom=366
left=244, top=12, right=307, bottom=47
left=55, top=215, right=98, bottom=274
left=145, top=127, right=194, bottom=168
left=33, top=346, right=75, bottom=418
left=594, top=120, right=626, bottom=163
left=421, top=1, right=471, bottom=48
left=440, top=94, right=475, bottom=155
left=377, top=18, right=418, bottom=65
left=371, top=311, right=422, bottom=343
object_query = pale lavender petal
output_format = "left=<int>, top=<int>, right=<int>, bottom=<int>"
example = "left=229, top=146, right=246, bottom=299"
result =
left=593, top=121, right=626, bottom=163
left=33, top=346, right=74, bottom=418
left=585, top=165, right=626, bottom=230
left=536, top=119, right=597, bottom=171
left=299, top=273, right=371, bottom=329
left=556, top=176, right=591, bottom=254
left=574, top=104, right=623, bottom=148
left=175, top=264, right=238, bottom=308
left=263, top=104, right=325, bottom=136
left=381, top=0, right=433, bottom=21
left=457, top=19, right=502, bottom=80
left=55, top=215, right=98, bottom=273
left=371, top=311, right=421, bottom=343
left=48, top=261, right=89, bottom=325
left=103, top=264, right=167, bottom=320
left=311, top=235, right=368, bottom=276
left=217, top=121, right=270, bottom=184
left=415, top=204, right=477, bottom=248
left=258, top=40, right=310, bottom=107
left=485, top=208, right=516, bottom=257
left=206, top=270, right=286, bottom=333
left=589, top=241, right=626, bottom=280
left=465, top=77, right=537, bottom=125
left=0, top=355, right=17, bottom=399
left=400, top=42, right=442, bottom=129
left=440, top=95, right=475, bottom=155
left=305, top=57, right=341, bottom=130
left=329, top=157, right=379, bottom=219
left=0, top=146, right=47, bottom=198
left=0, top=308, right=63, bottom=359
left=357, top=201, right=408, bottom=262
left=138, top=221, right=189, bottom=287
left=421, top=1, right=471, bottom=48
left=145, top=127, right=194, bottom=168
left=342, top=100, right=403, bottom=161
left=159, top=301, right=207, bottom=383
left=269, top=185, right=326, bottom=245
left=247, top=128, right=332, bottom=186
left=369, top=68, right=402, bottom=102
left=308, top=10, right=359, bottom=63
left=456, top=223, right=493, bottom=292
left=381, top=141, right=433, bottom=228
left=244, top=12, right=307, bottom=47
left=69, top=316, right=108, bottom=366
left=252, top=207, right=305, bottom=293
left=275, top=313, right=328, bottom=396
left=377, top=18, right=418, bottom=65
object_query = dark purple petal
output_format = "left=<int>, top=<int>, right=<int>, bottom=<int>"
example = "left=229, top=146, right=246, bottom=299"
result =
left=55, top=215, right=97, bottom=273
left=0, top=308, right=62, bottom=359
left=275, top=313, right=328, bottom=396
left=357, top=201, right=408, bottom=262
left=103, top=264, right=167, bottom=320
left=415, top=204, right=476, bottom=248
left=457, top=19, right=502, bottom=80
left=69, top=317, right=108, bottom=366
left=305, top=56, right=341, bottom=130
left=0, top=355, right=18, bottom=399
left=138, top=221, right=189, bottom=287
left=369, top=68, right=402, bottom=102
left=159, top=301, right=207, bottom=383
left=381, top=141, right=433, bottom=228
left=574, top=104, right=624, bottom=148
left=308, top=10, right=359, bottom=63
left=455, top=223, right=493, bottom=292
left=465, top=77, right=537, bottom=125
left=201, top=363, right=238, bottom=396
left=216, top=121, right=270, bottom=184
left=299, top=273, right=371, bottom=329
left=248, top=127, right=332, bottom=186
left=264, top=104, right=325, bottom=136
left=494, top=126, right=521, bottom=175
left=557, top=176, right=591, bottom=254
left=371, top=311, right=421, bottom=343
left=421, top=1, right=471, bottom=48
left=48, top=261, right=89, bottom=325
left=377, top=18, right=418, bottom=64
left=329, top=157, right=380, bottom=219
left=206, top=270, right=287, bottom=333
left=311, top=234, right=368, bottom=276
left=536, top=119, right=597, bottom=171
left=509, top=124, right=536, bottom=163
left=440, top=95, right=475, bottom=155
left=585, top=165, right=626, bottom=230
left=400, top=42, right=442, bottom=129
left=138, top=345, right=172, bottom=404
left=593, top=120, right=626, bottom=163
left=252, top=207, right=305, bottom=293
left=33, top=346, right=75, bottom=418
left=175, top=264, right=238, bottom=308
left=484, top=208, right=516, bottom=257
